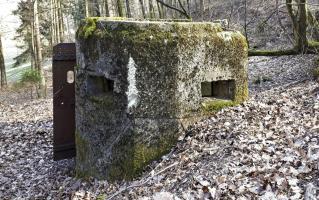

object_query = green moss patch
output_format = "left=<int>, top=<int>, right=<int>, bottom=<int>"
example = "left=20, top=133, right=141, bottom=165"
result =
left=77, top=18, right=98, bottom=39
left=75, top=130, right=91, bottom=179
left=75, top=130, right=100, bottom=179
left=109, top=133, right=178, bottom=181
left=75, top=130, right=88, bottom=163
left=202, top=99, right=237, bottom=114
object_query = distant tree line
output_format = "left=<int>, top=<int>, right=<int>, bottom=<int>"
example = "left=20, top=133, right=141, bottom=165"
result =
left=0, top=0, right=318, bottom=92
left=80, top=0, right=210, bottom=20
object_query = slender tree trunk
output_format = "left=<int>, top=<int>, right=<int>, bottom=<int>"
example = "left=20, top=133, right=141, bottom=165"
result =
left=149, top=0, right=155, bottom=18
left=128, top=0, right=143, bottom=18
left=29, top=26, right=36, bottom=70
left=104, top=0, right=110, bottom=16
left=199, top=0, right=204, bottom=21
left=34, top=0, right=46, bottom=97
left=117, top=0, right=125, bottom=17
left=30, top=41, right=35, bottom=70
left=0, top=35, right=7, bottom=88
left=244, top=0, right=250, bottom=47
left=194, top=0, right=198, bottom=13
left=286, top=0, right=308, bottom=52
left=186, top=0, right=190, bottom=16
left=126, top=0, right=132, bottom=17
left=161, top=1, right=166, bottom=18
left=139, top=0, right=146, bottom=18
left=276, top=0, right=294, bottom=44
left=93, top=0, right=101, bottom=16
left=57, top=0, right=64, bottom=42
left=54, top=0, right=59, bottom=43
left=28, top=0, right=37, bottom=69
left=157, top=1, right=163, bottom=18
left=50, top=0, right=56, bottom=45
left=85, top=0, right=90, bottom=17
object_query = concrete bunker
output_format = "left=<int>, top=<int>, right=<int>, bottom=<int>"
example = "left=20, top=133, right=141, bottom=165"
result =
left=75, top=18, right=249, bottom=180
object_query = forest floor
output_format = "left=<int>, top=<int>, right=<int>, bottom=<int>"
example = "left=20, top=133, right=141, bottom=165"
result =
left=0, top=55, right=319, bottom=200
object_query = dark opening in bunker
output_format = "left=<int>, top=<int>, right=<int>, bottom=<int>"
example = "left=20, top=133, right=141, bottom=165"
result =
left=86, top=75, right=114, bottom=96
left=201, top=80, right=235, bottom=100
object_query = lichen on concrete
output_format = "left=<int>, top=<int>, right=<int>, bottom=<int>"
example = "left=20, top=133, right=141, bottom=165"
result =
left=75, top=18, right=249, bottom=181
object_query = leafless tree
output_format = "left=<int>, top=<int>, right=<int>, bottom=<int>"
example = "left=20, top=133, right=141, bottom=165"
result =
left=0, top=33, right=6, bottom=88
left=286, top=0, right=308, bottom=52
left=34, top=0, right=46, bottom=97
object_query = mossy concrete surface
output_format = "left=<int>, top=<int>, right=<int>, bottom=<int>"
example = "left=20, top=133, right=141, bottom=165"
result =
left=75, top=18, right=249, bottom=181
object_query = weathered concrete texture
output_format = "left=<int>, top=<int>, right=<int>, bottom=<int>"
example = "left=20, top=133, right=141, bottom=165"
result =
left=75, top=18, right=249, bottom=180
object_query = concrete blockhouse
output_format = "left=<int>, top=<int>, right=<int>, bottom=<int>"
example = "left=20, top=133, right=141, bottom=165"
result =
left=75, top=18, right=248, bottom=180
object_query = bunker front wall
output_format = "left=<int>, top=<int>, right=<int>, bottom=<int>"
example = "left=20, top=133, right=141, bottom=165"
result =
left=75, top=19, right=248, bottom=180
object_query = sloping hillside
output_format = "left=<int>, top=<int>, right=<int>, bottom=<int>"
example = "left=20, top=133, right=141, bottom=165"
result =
left=1, top=55, right=318, bottom=199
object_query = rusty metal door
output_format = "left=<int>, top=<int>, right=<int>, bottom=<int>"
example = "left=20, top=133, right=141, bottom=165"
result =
left=53, top=43, right=76, bottom=160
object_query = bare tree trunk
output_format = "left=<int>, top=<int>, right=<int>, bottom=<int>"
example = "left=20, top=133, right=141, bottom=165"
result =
left=104, top=0, right=110, bottom=16
left=28, top=0, right=37, bottom=69
left=286, top=0, right=308, bottom=52
left=276, top=0, right=294, bottom=44
left=157, top=1, right=163, bottom=18
left=194, top=0, right=198, bottom=13
left=85, top=0, right=90, bottom=17
left=199, top=0, right=204, bottom=21
left=50, top=0, right=56, bottom=45
left=126, top=0, right=132, bottom=17
left=128, top=0, right=143, bottom=18
left=93, top=0, right=101, bottom=16
left=244, top=0, right=250, bottom=47
left=32, top=27, right=37, bottom=69
left=55, top=0, right=61, bottom=43
left=34, top=0, right=46, bottom=97
left=149, top=0, right=155, bottom=18
left=139, top=0, right=146, bottom=18
left=0, top=35, right=7, bottom=88
left=51, top=0, right=62, bottom=45
left=57, top=0, right=64, bottom=42
left=186, top=0, right=190, bottom=16
left=117, top=0, right=125, bottom=17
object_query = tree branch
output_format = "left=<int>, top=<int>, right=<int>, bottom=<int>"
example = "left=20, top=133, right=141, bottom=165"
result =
left=156, top=0, right=191, bottom=19
left=177, top=0, right=191, bottom=19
